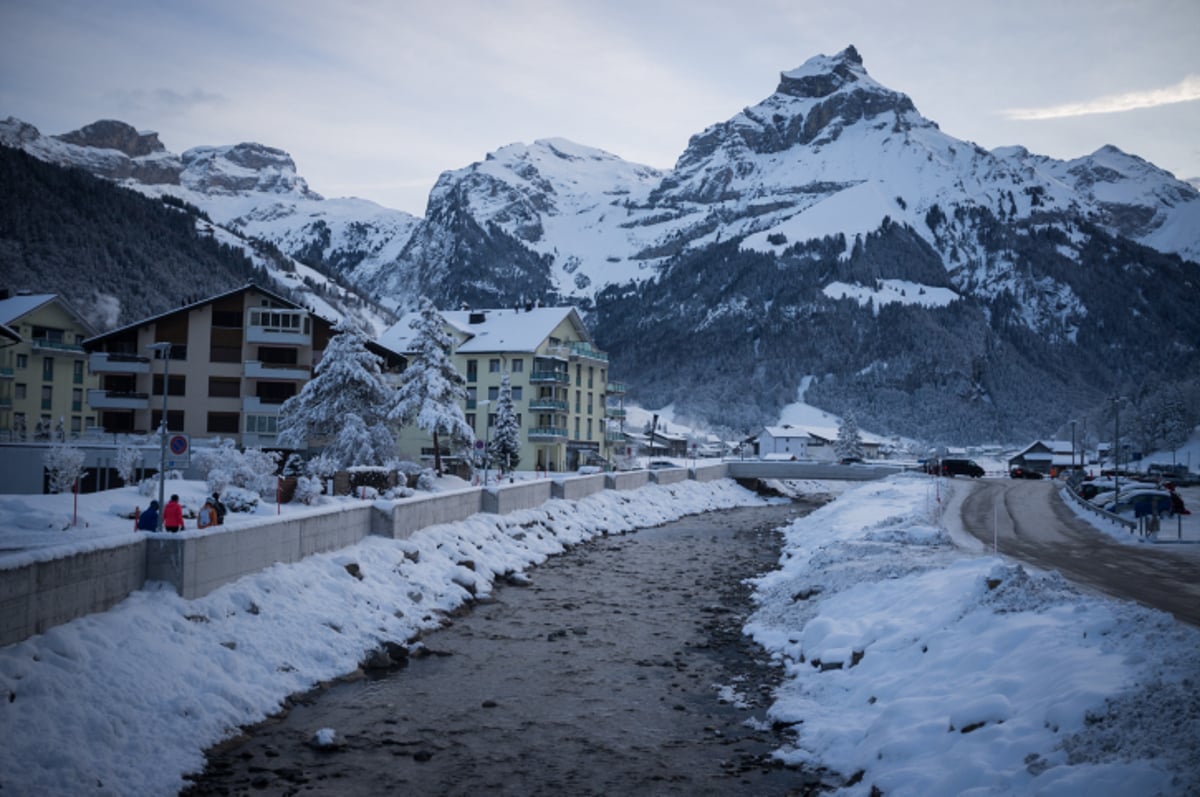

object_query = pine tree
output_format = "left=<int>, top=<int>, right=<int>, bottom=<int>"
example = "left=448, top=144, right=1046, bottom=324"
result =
left=277, top=321, right=396, bottom=467
left=835, top=411, right=865, bottom=461
left=488, top=372, right=522, bottom=474
left=389, top=297, right=475, bottom=475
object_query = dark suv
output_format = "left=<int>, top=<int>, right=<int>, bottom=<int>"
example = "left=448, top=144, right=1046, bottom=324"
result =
left=939, top=458, right=985, bottom=478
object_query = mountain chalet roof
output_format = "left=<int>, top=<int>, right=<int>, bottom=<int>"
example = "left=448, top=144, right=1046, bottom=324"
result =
left=0, top=292, right=97, bottom=337
left=378, top=306, right=594, bottom=356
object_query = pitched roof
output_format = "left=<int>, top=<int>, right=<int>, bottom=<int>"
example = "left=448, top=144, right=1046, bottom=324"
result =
left=378, top=306, right=591, bottom=355
left=0, top=293, right=97, bottom=337
left=83, top=282, right=325, bottom=346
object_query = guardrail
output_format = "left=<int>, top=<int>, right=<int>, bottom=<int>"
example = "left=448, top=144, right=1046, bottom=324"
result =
left=1062, top=482, right=1136, bottom=532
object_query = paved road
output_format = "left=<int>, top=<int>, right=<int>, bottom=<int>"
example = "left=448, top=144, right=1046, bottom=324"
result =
left=959, top=479, right=1200, bottom=626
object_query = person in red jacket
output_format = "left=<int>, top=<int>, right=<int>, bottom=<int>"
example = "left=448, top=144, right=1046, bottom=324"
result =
left=163, top=494, right=185, bottom=532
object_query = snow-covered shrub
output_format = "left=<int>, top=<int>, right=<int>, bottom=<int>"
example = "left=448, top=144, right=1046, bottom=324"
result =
left=293, top=475, right=324, bottom=505
left=393, top=460, right=424, bottom=488
left=306, top=453, right=338, bottom=481
left=220, top=486, right=259, bottom=514
left=382, top=484, right=414, bottom=500
left=415, top=469, right=436, bottom=491
left=42, top=443, right=86, bottom=494
left=194, top=439, right=281, bottom=498
left=115, top=444, right=144, bottom=485
left=281, top=453, right=305, bottom=478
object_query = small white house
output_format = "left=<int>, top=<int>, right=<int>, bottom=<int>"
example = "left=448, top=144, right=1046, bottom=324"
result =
left=758, top=425, right=812, bottom=459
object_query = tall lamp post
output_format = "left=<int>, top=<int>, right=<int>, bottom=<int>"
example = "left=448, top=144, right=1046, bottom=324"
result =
left=148, top=342, right=172, bottom=532
left=479, top=399, right=491, bottom=486
left=1110, top=396, right=1124, bottom=507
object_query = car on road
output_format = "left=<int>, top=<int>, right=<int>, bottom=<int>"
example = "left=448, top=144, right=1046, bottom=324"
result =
left=1010, top=467, right=1044, bottom=480
left=939, top=459, right=985, bottom=478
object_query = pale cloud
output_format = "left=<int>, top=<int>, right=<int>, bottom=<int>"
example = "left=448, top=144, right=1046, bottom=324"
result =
left=1005, top=75, right=1200, bottom=120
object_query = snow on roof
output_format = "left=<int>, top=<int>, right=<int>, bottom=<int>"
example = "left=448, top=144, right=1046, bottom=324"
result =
left=762, top=425, right=813, bottom=439
left=0, top=293, right=57, bottom=325
left=378, top=306, right=590, bottom=355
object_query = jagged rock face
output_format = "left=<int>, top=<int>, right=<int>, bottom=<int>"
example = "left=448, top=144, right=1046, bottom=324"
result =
left=180, top=143, right=318, bottom=197
left=55, top=119, right=165, bottom=157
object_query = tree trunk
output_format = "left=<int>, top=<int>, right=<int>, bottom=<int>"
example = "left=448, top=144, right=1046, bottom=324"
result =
left=432, top=429, right=442, bottom=476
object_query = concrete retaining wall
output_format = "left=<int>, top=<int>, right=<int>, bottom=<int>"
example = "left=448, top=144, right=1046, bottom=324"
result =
left=383, top=489, right=485, bottom=539
left=551, top=473, right=607, bottom=501
left=146, top=504, right=377, bottom=600
left=482, top=481, right=554, bottom=514
left=649, top=468, right=689, bottom=485
left=0, top=540, right=147, bottom=647
left=689, top=463, right=729, bottom=482
left=605, top=471, right=651, bottom=491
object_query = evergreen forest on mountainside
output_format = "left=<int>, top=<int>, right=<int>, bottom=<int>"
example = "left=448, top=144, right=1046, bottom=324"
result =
left=0, top=145, right=263, bottom=329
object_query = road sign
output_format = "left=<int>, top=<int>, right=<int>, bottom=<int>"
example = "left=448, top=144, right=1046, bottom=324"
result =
left=165, top=433, right=190, bottom=469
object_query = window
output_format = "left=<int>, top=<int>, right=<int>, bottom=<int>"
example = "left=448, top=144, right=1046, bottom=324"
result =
left=588, top=367, right=594, bottom=388
left=466, top=386, right=477, bottom=408
left=14, top=383, right=25, bottom=400
left=575, top=391, right=581, bottom=413
left=152, top=374, right=186, bottom=396
left=515, top=413, right=522, bottom=427
left=587, top=392, right=593, bottom=414
left=71, top=416, right=82, bottom=433
left=152, top=410, right=184, bottom=431
left=208, top=412, right=240, bottom=434
left=16, top=354, right=27, bottom=369
left=41, top=385, right=51, bottom=410
left=73, top=361, right=84, bottom=384
left=587, top=419, right=592, bottom=439
left=258, top=346, right=299, bottom=365
left=210, top=344, right=242, bottom=363
left=255, top=382, right=296, bottom=404
left=511, top=386, right=523, bottom=401
left=42, top=357, right=54, bottom=381
left=489, top=358, right=501, bottom=373
left=72, top=388, right=82, bottom=412
left=487, top=413, right=496, bottom=428
left=249, top=309, right=306, bottom=333
left=511, top=358, right=524, bottom=373
left=465, top=413, right=476, bottom=428
left=212, top=310, right=243, bottom=328
left=488, top=386, right=499, bottom=401
left=575, top=364, right=581, bottom=386
left=244, top=414, right=277, bottom=434
left=208, top=377, right=241, bottom=398
left=466, top=360, right=478, bottom=382
left=574, top=417, right=580, bottom=438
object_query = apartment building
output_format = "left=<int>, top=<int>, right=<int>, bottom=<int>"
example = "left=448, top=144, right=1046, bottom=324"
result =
left=82, top=284, right=403, bottom=449
left=380, top=305, right=620, bottom=472
left=0, top=292, right=99, bottom=440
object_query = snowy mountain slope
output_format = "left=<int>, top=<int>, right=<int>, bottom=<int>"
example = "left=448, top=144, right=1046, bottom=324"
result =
left=0, top=118, right=398, bottom=333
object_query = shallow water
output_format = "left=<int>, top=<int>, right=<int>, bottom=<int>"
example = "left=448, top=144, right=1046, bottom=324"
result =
left=182, top=501, right=825, bottom=796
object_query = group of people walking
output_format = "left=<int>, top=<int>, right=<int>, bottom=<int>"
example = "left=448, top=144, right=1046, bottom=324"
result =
left=136, top=492, right=226, bottom=532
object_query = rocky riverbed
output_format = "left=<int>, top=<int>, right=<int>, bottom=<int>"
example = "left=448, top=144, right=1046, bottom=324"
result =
left=182, top=500, right=829, bottom=796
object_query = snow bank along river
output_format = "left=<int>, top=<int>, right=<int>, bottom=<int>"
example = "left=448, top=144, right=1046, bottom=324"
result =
left=181, top=501, right=827, bottom=796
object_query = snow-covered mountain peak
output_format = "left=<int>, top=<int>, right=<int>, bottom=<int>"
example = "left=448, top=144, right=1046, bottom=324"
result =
left=180, top=142, right=320, bottom=198
left=776, top=44, right=873, bottom=99
left=54, top=119, right=166, bottom=158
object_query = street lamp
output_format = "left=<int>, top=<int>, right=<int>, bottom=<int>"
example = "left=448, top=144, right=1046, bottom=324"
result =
left=148, top=342, right=172, bottom=532
left=1110, top=396, right=1125, bottom=508
left=479, top=399, right=491, bottom=486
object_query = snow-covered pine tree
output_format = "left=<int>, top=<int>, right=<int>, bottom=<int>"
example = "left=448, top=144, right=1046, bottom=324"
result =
left=488, top=372, right=521, bottom=474
left=277, top=321, right=396, bottom=468
left=389, top=297, right=474, bottom=475
left=835, top=411, right=865, bottom=461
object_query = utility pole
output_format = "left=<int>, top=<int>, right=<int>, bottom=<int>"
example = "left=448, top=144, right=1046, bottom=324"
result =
left=148, top=342, right=172, bottom=532
left=1110, top=396, right=1124, bottom=508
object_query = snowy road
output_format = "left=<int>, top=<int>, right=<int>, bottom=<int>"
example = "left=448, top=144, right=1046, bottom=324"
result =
left=960, top=479, right=1200, bottom=626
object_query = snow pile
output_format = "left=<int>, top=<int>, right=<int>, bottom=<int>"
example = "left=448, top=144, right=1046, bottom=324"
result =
left=747, top=473, right=1200, bottom=796
left=0, top=479, right=765, bottom=796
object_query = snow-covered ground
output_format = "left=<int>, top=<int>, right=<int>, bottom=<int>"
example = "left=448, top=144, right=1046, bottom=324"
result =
left=1, top=471, right=1198, bottom=795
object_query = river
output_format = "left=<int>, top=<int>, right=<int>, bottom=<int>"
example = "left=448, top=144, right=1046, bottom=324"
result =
left=181, top=500, right=828, bottom=796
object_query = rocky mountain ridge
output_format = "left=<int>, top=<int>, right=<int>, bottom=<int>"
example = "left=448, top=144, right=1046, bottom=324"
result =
left=4, top=46, right=1198, bottom=443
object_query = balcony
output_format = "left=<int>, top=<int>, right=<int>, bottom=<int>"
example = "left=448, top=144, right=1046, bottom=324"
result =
left=242, top=396, right=286, bottom=414
left=530, top=370, right=570, bottom=384
left=89, top=352, right=151, bottom=374
left=567, top=341, right=608, bottom=362
left=605, top=429, right=626, bottom=442
left=0, top=367, right=12, bottom=380
left=87, top=388, right=150, bottom=410
left=528, top=426, right=568, bottom=441
left=528, top=398, right=569, bottom=412
left=32, top=338, right=86, bottom=357
left=605, top=406, right=627, bottom=419
left=244, top=360, right=310, bottom=381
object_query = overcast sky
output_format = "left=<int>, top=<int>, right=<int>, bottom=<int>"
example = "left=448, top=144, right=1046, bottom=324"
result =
left=2, top=0, right=1197, bottom=216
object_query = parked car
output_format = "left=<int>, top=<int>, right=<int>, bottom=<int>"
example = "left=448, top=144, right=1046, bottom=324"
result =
left=1009, top=467, right=1044, bottom=480
left=1089, top=488, right=1173, bottom=517
left=1076, top=478, right=1120, bottom=500
left=940, top=459, right=985, bottom=478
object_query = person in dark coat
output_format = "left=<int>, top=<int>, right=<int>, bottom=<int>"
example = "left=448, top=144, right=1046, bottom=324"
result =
left=137, top=501, right=159, bottom=531
left=211, top=492, right=227, bottom=525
